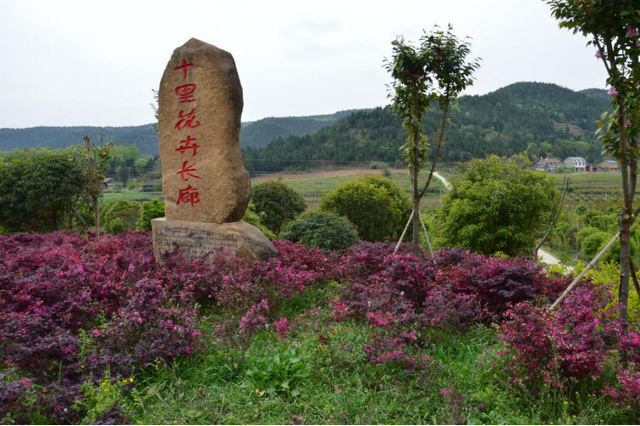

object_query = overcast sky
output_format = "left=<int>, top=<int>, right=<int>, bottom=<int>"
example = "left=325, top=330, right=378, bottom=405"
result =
left=0, top=0, right=608, bottom=129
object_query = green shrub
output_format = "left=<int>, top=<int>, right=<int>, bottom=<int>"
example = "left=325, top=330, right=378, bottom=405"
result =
left=576, top=226, right=602, bottom=247
left=108, top=217, right=128, bottom=235
left=279, top=211, right=359, bottom=250
left=436, top=155, right=557, bottom=256
left=243, top=202, right=277, bottom=240
left=599, top=237, right=639, bottom=267
left=582, top=210, right=617, bottom=232
left=320, top=175, right=412, bottom=242
left=581, top=231, right=611, bottom=261
left=575, top=204, right=589, bottom=215
left=136, top=198, right=165, bottom=231
left=251, top=180, right=307, bottom=234
left=103, top=199, right=141, bottom=233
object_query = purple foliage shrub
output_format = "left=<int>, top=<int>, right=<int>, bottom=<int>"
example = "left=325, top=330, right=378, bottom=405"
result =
left=500, top=280, right=618, bottom=387
left=437, top=254, right=552, bottom=317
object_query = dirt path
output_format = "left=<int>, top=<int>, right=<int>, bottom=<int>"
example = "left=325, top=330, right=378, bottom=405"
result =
left=433, top=172, right=451, bottom=190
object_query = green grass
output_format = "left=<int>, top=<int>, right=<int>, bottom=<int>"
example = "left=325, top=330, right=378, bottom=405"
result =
left=117, top=301, right=630, bottom=425
left=102, top=191, right=164, bottom=204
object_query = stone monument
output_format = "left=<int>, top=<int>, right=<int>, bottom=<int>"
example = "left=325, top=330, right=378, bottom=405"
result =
left=152, top=38, right=277, bottom=263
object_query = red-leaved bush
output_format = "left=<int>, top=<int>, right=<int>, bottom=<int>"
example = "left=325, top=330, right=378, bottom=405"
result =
left=500, top=280, right=618, bottom=387
left=3, top=233, right=634, bottom=423
left=0, top=233, right=337, bottom=423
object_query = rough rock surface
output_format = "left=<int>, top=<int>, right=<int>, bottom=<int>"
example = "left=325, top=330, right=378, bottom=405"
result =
left=152, top=218, right=277, bottom=263
left=158, top=38, right=250, bottom=223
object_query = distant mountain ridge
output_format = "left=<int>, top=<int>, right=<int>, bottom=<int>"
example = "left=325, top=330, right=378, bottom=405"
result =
left=242, top=82, right=611, bottom=173
left=0, top=83, right=610, bottom=169
left=0, top=124, right=159, bottom=155
left=0, top=110, right=361, bottom=155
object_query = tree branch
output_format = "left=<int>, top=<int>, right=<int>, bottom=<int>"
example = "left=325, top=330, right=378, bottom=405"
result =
left=419, top=89, right=450, bottom=199
left=534, top=176, right=571, bottom=260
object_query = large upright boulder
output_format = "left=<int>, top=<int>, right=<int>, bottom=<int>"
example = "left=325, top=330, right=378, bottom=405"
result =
left=152, top=39, right=276, bottom=263
left=158, top=38, right=251, bottom=223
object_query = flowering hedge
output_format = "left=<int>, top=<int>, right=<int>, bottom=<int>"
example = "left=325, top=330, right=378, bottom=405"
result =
left=0, top=232, right=335, bottom=423
left=1, top=234, right=638, bottom=423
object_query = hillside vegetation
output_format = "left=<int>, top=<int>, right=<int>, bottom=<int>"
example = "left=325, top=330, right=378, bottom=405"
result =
left=0, top=110, right=359, bottom=155
left=243, top=82, right=610, bottom=173
left=0, top=83, right=609, bottom=166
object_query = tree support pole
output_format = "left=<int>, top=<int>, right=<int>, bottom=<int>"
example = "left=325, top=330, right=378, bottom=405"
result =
left=394, top=210, right=414, bottom=254
left=548, top=232, right=620, bottom=312
left=419, top=210, right=436, bottom=265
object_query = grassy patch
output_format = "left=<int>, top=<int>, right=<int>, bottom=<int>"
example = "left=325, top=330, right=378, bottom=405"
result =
left=123, top=311, right=628, bottom=425
left=102, top=191, right=164, bottom=204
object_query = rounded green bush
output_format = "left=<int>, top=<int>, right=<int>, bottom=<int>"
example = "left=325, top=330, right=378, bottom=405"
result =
left=319, top=174, right=411, bottom=242
left=279, top=211, right=359, bottom=250
left=581, top=231, right=611, bottom=261
left=108, top=217, right=128, bottom=235
left=136, top=198, right=165, bottom=231
left=103, top=198, right=141, bottom=232
left=576, top=226, right=601, bottom=247
left=251, top=180, right=307, bottom=234
left=243, top=202, right=277, bottom=240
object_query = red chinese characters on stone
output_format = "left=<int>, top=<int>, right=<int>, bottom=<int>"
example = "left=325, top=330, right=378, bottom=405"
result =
left=177, top=185, right=200, bottom=207
left=173, top=59, right=194, bottom=79
left=176, top=160, right=201, bottom=182
left=175, top=135, right=199, bottom=156
left=174, top=109, right=201, bottom=131
left=174, top=59, right=200, bottom=208
left=175, top=84, right=197, bottom=103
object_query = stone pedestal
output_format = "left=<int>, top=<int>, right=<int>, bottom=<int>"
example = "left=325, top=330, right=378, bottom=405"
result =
left=152, top=217, right=277, bottom=263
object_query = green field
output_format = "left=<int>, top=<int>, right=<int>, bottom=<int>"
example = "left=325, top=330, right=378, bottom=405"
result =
left=550, top=172, right=623, bottom=209
left=252, top=170, right=447, bottom=210
left=105, top=170, right=448, bottom=211
left=102, top=191, right=164, bottom=204
left=102, top=170, right=624, bottom=215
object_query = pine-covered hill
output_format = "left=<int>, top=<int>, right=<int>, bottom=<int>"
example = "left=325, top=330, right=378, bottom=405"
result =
left=0, top=125, right=159, bottom=155
left=0, top=82, right=610, bottom=164
left=242, top=82, right=611, bottom=173
left=240, top=109, right=362, bottom=148
left=0, top=110, right=360, bottom=155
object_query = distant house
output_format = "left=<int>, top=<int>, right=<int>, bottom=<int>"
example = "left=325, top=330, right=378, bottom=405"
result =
left=533, top=157, right=563, bottom=172
left=101, top=178, right=117, bottom=189
left=597, top=160, right=619, bottom=172
left=142, top=180, right=160, bottom=192
left=563, top=156, right=587, bottom=172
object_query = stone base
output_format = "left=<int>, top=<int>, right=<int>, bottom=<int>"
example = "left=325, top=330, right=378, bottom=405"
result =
left=151, top=217, right=277, bottom=263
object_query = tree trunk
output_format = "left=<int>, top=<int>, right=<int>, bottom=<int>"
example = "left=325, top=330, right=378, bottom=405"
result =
left=412, top=82, right=421, bottom=256
left=619, top=210, right=632, bottom=322
left=412, top=152, right=420, bottom=256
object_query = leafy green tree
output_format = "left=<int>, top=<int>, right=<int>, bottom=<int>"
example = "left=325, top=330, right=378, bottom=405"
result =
left=320, top=174, right=411, bottom=242
left=547, top=0, right=640, bottom=320
left=384, top=24, right=480, bottom=254
left=280, top=211, right=359, bottom=250
left=0, top=154, right=87, bottom=232
left=69, top=136, right=113, bottom=237
left=251, top=180, right=307, bottom=234
left=436, top=154, right=558, bottom=256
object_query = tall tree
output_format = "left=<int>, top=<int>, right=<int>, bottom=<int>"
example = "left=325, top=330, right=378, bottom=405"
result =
left=385, top=25, right=480, bottom=255
left=0, top=155, right=87, bottom=232
left=548, top=0, right=640, bottom=321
